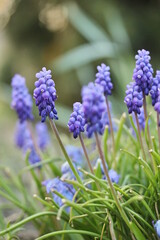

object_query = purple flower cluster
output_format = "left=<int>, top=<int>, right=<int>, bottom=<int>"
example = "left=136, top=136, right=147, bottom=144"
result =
left=95, top=159, right=120, bottom=184
left=150, top=70, right=160, bottom=106
left=43, top=178, right=75, bottom=212
left=95, top=63, right=113, bottom=96
left=33, top=67, right=58, bottom=122
left=61, top=146, right=84, bottom=180
left=15, top=121, right=40, bottom=165
left=66, top=145, right=84, bottom=165
left=68, top=102, right=85, bottom=138
left=124, top=82, right=143, bottom=114
left=133, top=49, right=153, bottom=95
left=82, top=82, right=106, bottom=138
left=11, top=74, right=33, bottom=123
left=154, top=91, right=160, bottom=114
left=36, top=122, right=50, bottom=151
left=61, top=161, right=83, bottom=180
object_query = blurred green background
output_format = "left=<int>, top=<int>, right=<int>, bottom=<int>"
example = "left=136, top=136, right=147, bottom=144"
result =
left=0, top=0, right=160, bottom=164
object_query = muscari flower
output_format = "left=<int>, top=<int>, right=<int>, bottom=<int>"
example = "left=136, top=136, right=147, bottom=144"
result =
left=82, top=82, right=106, bottom=138
left=33, top=67, right=58, bottom=122
left=154, top=220, right=160, bottom=238
left=11, top=74, right=33, bottom=123
left=43, top=178, right=75, bottom=212
left=95, top=63, right=113, bottom=96
left=36, top=122, right=50, bottom=151
left=150, top=70, right=160, bottom=106
left=61, top=161, right=83, bottom=180
left=124, top=82, right=143, bottom=114
left=66, top=145, right=84, bottom=166
left=154, top=90, right=160, bottom=115
left=68, top=102, right=86, bottom=138
left=133, top=49, right=153, bottom=95
left=94, top=159, right=120, bottom=184
left=15, top=121, right=40, bottom=165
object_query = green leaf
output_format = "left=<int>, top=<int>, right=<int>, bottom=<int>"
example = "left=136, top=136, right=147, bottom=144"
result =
left=68, top=3, right=110, bottom=42
left=129, top=222, right=146, bottom=240
left=53, top=42, right=118, bottom=74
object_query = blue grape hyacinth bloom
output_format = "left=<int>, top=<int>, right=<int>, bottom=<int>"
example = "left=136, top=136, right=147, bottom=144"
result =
left=11, top=74, right=33, bottom=123
left=82, top=82, right=106, bottom=138
left=95, top=63, right=113, bottom=96
left=154, top=220, right=160, bottom=238
left=33, top=67, right=58, bottom=122
left=66, top=145, right=84, bottom=165
left=36, top=122, right=50, bottom=151
left=95, top=159, right=120, bottom=184
left=124, top=82, right=143, bottom=114
left=15, top=121, right=41, bottom=165
left=133, top=49, right=153, bottom=95
left=154, top=90, right=160, bottom=115
left=43, top=178, right=75, bottom=212
left=61, top=161, right=83, bottom=180
left=68, top=102, right=86, bottom=138
left=150, top=70, right=160, bottom=106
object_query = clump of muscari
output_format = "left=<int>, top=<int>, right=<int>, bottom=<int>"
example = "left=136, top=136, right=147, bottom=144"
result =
left=33, top=67, right=58, bottom=122
left=82, top=82, right=106, bottom=138
left=68, top=102, right=86, bottom=138
left=95, top=63, right=113, bottom=96
left=150, top=70, right=160, bottom=106
left=36, top=122, right=50, bottom=151
left=133, top=49, right=153, bottom=95
left=11, top=74, right=33, bottom=122
left=9, top=51, right=160, bottom=240
left=124, top=82, right=143, bottom=114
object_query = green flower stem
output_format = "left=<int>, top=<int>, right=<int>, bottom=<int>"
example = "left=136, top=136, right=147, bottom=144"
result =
left=79, top=133, right=100, bottom=191
left=35, top=230, right=109, bottom=240
left=143, top=93, right=152, bottom=149
left=0, top=212, right=57, bottom=236
left=134, top=113, right=146, bottom=162
left=94, top=132, right=130, bottom=228
left=49, top=119, right=82, bottom=184
left=106, top=97, right=115, bottom=156
left=103, top=126, right=109, bottom=166
left=79, top=133, right=94, bottom=175
left=157, top=113, right=160, bottom=151
left=27, top=121, right=43, bottom=159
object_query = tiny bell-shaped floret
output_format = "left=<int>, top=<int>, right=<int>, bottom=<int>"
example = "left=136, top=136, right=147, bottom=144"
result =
left=95, top=63, right=113, bottom=96
left=68, top=102, right=86, bottom=138
left=133, top=49, right=153, bottom=95
left=124, top=82, right=143, bottom=114
left=33, top=67, right=58, bottom=122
